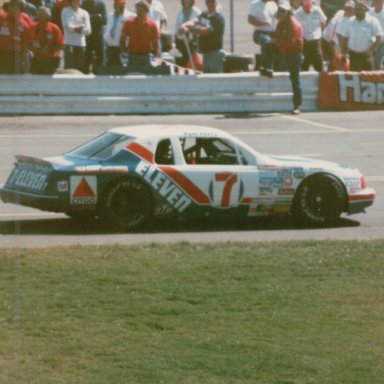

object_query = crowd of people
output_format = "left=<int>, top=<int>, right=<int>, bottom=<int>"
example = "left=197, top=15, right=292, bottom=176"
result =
left=0, top=0, right=383, bottom=77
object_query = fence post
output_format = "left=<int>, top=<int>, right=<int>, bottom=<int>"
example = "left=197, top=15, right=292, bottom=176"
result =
left=230, top=0, right=234, bottom=53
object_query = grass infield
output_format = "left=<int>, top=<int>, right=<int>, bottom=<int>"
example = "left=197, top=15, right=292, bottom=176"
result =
left=1, top=240, right=383, bottom=384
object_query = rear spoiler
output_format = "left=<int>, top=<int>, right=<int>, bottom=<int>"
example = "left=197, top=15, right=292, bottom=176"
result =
left=15, top=155, right=54, bottom=170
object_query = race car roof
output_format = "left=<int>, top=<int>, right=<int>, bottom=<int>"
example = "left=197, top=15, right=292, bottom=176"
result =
left=109, top=124, right=232, bottom=140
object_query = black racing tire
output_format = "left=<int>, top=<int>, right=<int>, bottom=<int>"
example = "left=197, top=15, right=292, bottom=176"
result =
left=100, top=179, right=152, bottom=231
left=293, top=174, right=346, bottom=227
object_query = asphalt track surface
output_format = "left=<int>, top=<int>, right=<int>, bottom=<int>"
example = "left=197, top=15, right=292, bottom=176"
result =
left=0, top=112, right=383, bottom=248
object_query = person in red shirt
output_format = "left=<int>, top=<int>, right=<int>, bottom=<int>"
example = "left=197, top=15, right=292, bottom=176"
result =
left=273, top=1, right=304, bottom=115
left=30, top=6, right=64, bottom=73
left=119, top=0, right=160, bottom=73
left=0, top=0, right=33, bottom=73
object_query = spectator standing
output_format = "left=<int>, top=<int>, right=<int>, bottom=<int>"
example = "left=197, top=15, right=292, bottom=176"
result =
left=369, top=0, right=384, bottom=69
left=119, top=0, right=160, bottom=73
left=0, top=0, right=33, bottom=73
left=147, top=0, right=166, bottom=32
left=248, top=0, right=278, bottom=78
left=30, top=6, right=64, bottom=73
left=294, top=0, right=327, bottom=71
left=175, top=0, right=201, bottom=67
left=104, top=0, right=133, bottom=66
left=182, top=0, right=224, bottom=73
left=61, top=0, right=91, bottom=72
left=274, top=1, right=303, bottom=114
left=339, top=0, right=383, bottom=71
left=82, top=0, right=107, bottom=73
left=322, top=0, right=355, bottom=70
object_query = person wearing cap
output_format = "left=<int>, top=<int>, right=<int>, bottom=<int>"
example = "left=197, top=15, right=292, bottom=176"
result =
left=30, top=6, right=64, bottom=73
left=369, top=0, right=384, bottom=69
left=82, top=0, right=107, bottom=73
left=119, top=0, right=160, bottom=73
left=104, top=0, right=134, bottom=66
left=61, top=0, right=91, bottom=72
left=248, top=0, right=278, bottom=78
left=338, top=0, right=383, bottom=71
left=0, top=0, right=34, bottom=73
left=273, top=1, right=304, bottom=114
left=294, top=0, right=327, bottom=72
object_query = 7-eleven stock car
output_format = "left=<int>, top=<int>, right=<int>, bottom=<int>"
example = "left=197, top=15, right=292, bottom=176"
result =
left=0, top=125, right=375, bottom=230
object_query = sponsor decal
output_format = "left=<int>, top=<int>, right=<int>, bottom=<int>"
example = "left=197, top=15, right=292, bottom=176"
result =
left=74, top=165, right=129, bottom=173
left=318, top=72, right=384, bottom=111
left=135, top=161, right=192, bottom=212
left=260, top=186, right=274, bottom=196
left=183, top=131, right=219, bottom=138
left=8, top=166, right=48, bottom=191
left=278, top=188, right=294, bottom=196
left=258, top=165, right=280, bottom=171
left=70, top=176, right=97, bottom=205
left=293, top=170, right=305, bottom=179
left=209, top=172, right=241, bottom=208
left=57, top=181, right=68, bottom=192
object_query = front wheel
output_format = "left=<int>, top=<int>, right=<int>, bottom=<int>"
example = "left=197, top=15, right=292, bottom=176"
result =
left=100, top=179, right=152, bottom=231
left=293, top=174, right=346, bottom=227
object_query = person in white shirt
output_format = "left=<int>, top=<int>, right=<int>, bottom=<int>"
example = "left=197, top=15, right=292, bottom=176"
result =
left=294, top=0, right=327, bottom=71
left=104, top=0, right=134, bottom=66
left=61, top=0, right=91, bottom=72
left=338, top=0, right=383, bottom=71
left=369, top=0, right=384, bottom=68
left=175, top=0, right=201, bottom=67
left=322, top=1, right=355, bottom=69
left=248, top=0, right=278, bottom=78
left=148, top=0, right=167, bottom=32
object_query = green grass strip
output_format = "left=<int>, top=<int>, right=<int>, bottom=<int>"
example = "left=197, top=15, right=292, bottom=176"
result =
left=1, top=240, right=383, bottom=383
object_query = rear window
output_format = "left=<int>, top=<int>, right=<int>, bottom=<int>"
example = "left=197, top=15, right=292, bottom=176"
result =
left=66, top=132, right=134, bottom=160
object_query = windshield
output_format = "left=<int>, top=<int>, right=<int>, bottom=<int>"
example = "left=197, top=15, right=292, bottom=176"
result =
left=66, top=132, right=134, bottom=160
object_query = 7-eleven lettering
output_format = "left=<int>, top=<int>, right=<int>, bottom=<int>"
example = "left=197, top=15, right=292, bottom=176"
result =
left=213, top=173, right=239, bottom=208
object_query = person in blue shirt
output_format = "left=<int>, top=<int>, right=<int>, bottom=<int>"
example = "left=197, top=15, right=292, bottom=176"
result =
left=180, top=0, right=225, bottom=73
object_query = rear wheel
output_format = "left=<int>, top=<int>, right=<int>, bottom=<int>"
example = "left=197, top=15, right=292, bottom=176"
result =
left=293, top=174, right=346, bottom=227
left=100, top=179, right=152, bottom=231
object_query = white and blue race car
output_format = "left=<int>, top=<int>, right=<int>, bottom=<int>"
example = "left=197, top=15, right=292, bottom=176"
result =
left=0, top=125, right=375, bottom=230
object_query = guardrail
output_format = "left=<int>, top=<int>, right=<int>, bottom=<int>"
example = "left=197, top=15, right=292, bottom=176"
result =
left=0, top=72, right=319, bottom=115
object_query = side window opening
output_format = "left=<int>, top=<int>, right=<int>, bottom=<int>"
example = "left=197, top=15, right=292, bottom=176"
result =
left=155, top=139, right=174, bottom=165
left=179, top=137, right=241, bottom=165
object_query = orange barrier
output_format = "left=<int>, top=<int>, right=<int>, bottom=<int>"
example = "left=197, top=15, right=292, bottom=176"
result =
left=318, top=71, right=384, bottom=111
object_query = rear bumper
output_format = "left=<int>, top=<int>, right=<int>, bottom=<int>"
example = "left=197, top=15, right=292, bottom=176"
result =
left=347, top=188, right=375, bottom=215
left=0, top=187, right=66, bottom=213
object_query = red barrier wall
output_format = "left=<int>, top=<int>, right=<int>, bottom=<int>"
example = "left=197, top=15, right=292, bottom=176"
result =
left=318, top=71, right=384, bottom=111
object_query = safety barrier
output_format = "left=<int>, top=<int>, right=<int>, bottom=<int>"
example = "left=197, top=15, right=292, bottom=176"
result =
left=0, top=71, right=319, bottom=115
